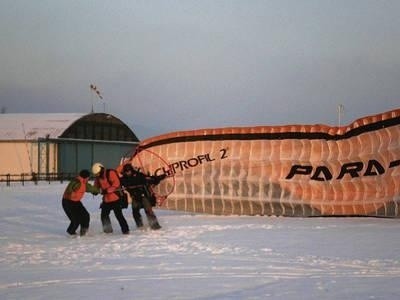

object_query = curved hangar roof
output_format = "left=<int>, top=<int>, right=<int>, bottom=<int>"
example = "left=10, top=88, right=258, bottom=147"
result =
left=0, top=113, right=139, bottom=142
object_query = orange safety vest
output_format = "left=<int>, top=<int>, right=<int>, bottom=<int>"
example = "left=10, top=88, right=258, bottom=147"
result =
left=63, top=176, right=88, bottom=202
left=95, top=169, right=121, bottom=203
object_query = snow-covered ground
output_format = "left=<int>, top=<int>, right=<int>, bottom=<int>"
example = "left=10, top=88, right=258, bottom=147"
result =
left=1, top=182, right=399, bottom=300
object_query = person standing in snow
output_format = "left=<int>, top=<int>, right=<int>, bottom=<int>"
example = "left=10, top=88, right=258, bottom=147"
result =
left=120, top=163, right=165, bottom=230
left=62, top=169, right=99, bottom=236
left=92, top=162, right=130, bottom=234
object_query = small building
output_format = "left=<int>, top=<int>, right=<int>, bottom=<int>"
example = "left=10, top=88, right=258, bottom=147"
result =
left=0, top=113, right=139, bottom=181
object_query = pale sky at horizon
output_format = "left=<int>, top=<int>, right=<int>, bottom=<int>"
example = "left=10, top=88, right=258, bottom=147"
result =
left=1, top=0, right=399, bottom=139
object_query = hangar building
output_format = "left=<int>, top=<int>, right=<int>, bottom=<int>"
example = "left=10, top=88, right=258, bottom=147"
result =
left=0, top=113, right=139, bottom=181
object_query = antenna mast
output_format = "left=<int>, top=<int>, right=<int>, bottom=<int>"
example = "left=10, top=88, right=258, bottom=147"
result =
left=337, top=104, right=344, bottom=127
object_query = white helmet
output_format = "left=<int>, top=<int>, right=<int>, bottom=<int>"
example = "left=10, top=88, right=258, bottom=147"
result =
left=91, top=162, right=104, bottom=176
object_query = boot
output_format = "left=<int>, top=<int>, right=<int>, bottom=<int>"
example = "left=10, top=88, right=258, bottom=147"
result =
left=103, top=224, right=113, bottom=233
left=133, top=211, right=144, bottom=228
left=80, top=227, right=88, bottom=236
left=102, top=219, right=113, bottom=233
left=148, top=215, right=161, bottom=230
left=135, top=216, right=144, bottom=228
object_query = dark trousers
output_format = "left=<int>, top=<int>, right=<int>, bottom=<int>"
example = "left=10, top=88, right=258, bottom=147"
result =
left=62, top=198, right=90, bottom=235
left=131, top=191, right=160, bottom=229
left=101, top=201, right=129, bottom=234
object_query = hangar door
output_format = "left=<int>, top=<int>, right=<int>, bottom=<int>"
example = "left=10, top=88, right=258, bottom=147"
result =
left=58, top=141, right=137, bottom=176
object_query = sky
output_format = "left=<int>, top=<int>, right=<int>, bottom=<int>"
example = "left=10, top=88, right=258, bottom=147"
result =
left=1, top=0, right=399, bottom=139
left=1, top=182, right=400, bottom=299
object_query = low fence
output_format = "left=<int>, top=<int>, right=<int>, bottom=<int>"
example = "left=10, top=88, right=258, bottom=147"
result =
left=0, top=173, right=76, bottom=186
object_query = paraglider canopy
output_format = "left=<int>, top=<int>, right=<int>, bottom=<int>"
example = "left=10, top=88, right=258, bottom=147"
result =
left=127, top=108, right=400, bottom=217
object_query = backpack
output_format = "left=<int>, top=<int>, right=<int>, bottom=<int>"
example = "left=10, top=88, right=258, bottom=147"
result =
left=105, top=169, right=129, bottom=209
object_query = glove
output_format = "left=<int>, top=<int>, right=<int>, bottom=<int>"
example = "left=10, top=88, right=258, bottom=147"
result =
left=158, top=174, right=167, bottom=181
left=152, top=174, right=167, bottom=185
left=89, top=185, right=100, bottom=196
